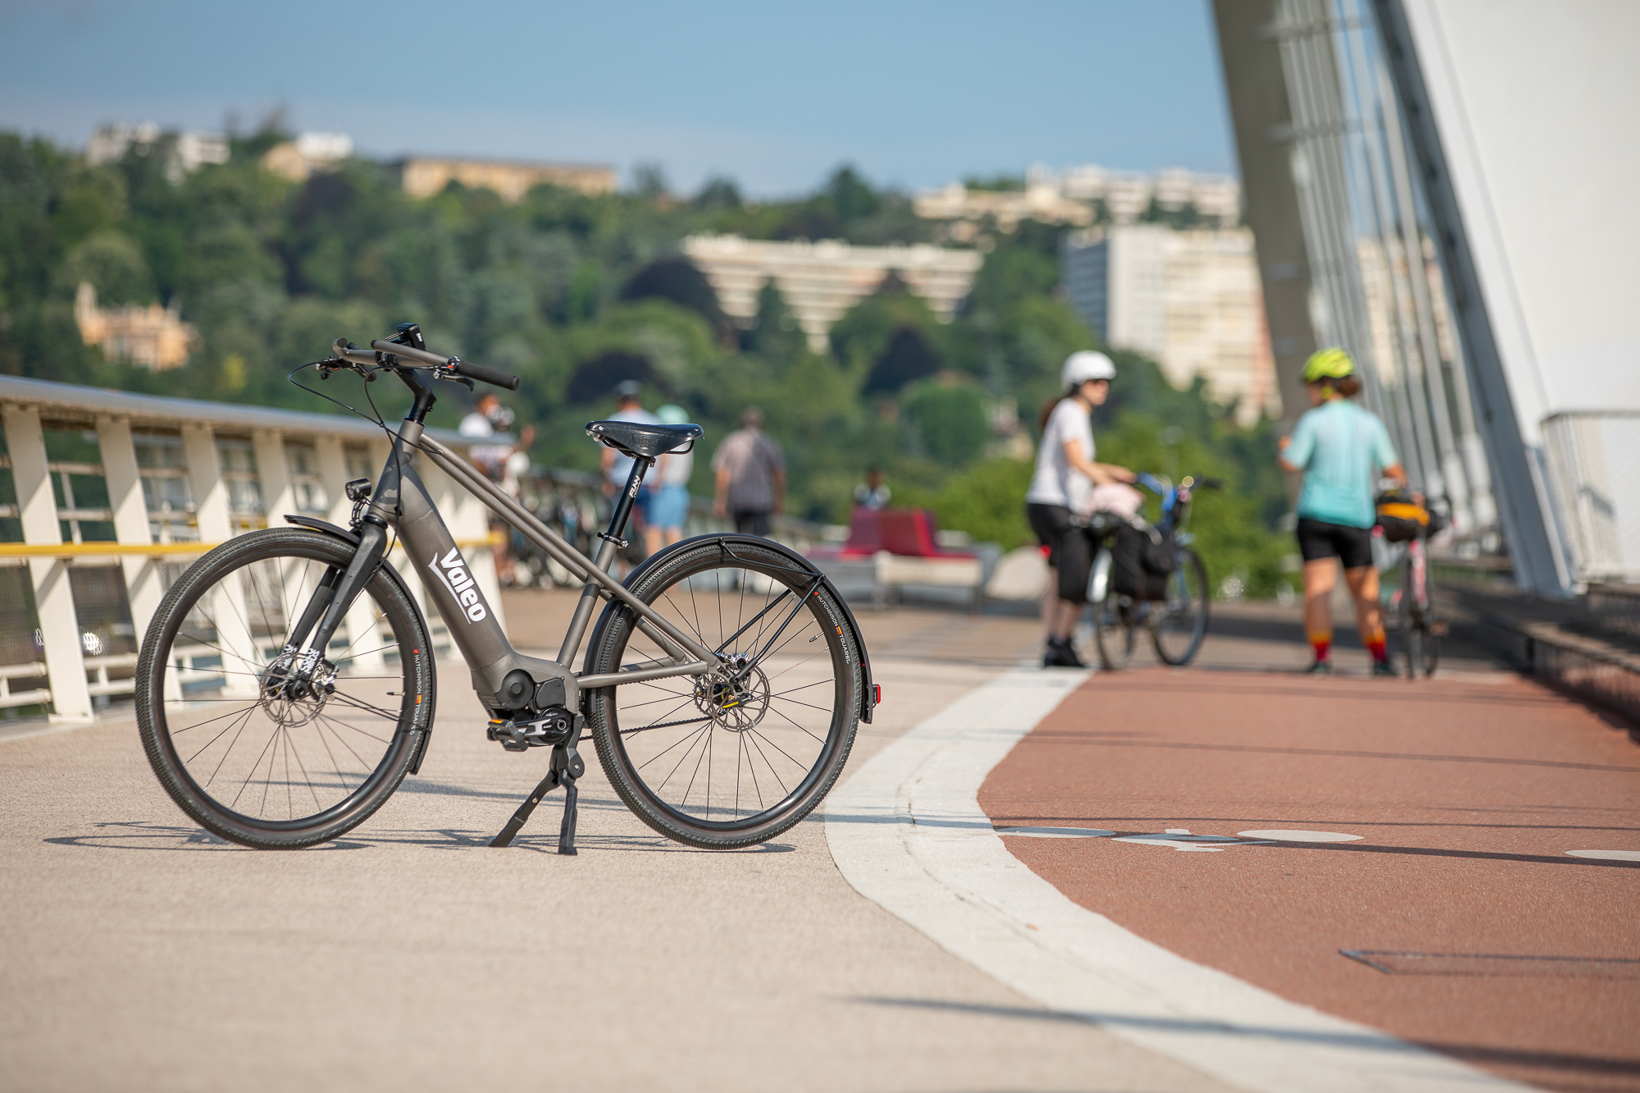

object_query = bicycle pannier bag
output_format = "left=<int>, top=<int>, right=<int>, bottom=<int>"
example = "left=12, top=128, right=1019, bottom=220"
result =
left=1375, top=494, right=1430, bottom=543
left=1110, top=522, right=1173, bottom=601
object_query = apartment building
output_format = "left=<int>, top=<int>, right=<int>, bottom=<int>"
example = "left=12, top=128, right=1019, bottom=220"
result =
left=915, top=164, right=1242, bottom=235
left=1063, top=224, right=1278, bottom=425
left=684, top=235, right=982, bottom=352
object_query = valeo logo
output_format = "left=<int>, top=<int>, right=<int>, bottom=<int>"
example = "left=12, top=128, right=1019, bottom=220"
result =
left=427, top=546, right=488, bottom=623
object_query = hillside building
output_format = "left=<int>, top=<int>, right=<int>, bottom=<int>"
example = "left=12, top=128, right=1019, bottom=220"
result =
left=396, top=156, right=617, bottom=202
left=683, top=235, right=982, bottom=352
left=916, top=165, right=1241, bottom=237
left=261, top=132, right=354, bottom=182
left=85, top=123, right=228, bottom=181
left=74, top=283, right=197, bottom=371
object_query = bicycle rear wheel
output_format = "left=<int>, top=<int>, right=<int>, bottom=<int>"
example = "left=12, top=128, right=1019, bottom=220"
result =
left=584, top=536, right=862, bottom=849
left=135, top=528, right=434, bottom=848
left=1153, top=547, right=1209, bottom=666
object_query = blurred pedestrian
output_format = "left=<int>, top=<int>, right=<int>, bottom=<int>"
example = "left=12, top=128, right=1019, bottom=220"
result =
left=1025, top=351, right=1137, bottom=668
left=647, top=403, right=695, bottom=552
left=712, top=406, right=785, bottom=537
left=1278, top=347, right=1408, bottom=676
left=853, top=466, right=891, bottom=510
left=601, top=380, right=658, bottom=495
left=458, top=393, right=534, bottom=585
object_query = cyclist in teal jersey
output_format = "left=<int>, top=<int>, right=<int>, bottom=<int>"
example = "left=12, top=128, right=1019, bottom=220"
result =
left=1278, top=348, right=1407, bottom=676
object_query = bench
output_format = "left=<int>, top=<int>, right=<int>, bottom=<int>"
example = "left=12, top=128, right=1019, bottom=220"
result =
left=809, top=507, right=986, bottom=611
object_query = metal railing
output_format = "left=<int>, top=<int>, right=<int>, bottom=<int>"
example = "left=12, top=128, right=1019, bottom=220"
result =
left=0, top=374, right=494, bottom=723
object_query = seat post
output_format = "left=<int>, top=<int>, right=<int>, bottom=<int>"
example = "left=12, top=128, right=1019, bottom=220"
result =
left=602, top=456, right=651, bottom=548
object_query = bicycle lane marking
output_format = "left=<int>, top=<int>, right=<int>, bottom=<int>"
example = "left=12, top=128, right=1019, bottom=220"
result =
left=823, top=667, right=1535, bottom=1093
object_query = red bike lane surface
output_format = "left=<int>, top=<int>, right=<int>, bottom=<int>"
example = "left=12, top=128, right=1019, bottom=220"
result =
left=978, top=669, right=1640, bottom=1093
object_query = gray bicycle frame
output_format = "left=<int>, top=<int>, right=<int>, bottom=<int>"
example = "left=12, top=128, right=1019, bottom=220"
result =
left=369, top=419, right=717, bottom=712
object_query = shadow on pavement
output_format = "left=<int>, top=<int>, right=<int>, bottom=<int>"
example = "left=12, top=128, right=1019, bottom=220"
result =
left=850, top=997, right=1640, bottom=1077
left=987, top=812, right=1640, bottom=835
left=1008, top=730, right=1640, bottom=773
left=43, top=817, right=793, bottom=854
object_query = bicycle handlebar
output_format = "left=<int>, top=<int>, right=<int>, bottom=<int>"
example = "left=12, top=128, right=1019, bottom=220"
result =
left=366, top=339, right=521, bottom=391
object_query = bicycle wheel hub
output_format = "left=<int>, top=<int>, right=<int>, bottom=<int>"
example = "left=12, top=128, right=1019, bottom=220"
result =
left=258, top=655, right=335, bottom=728
left=695, top=659, right=770, bottom=733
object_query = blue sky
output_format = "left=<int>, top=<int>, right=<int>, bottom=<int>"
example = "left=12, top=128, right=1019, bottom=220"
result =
left=0, top=0, right=1235, bottom=196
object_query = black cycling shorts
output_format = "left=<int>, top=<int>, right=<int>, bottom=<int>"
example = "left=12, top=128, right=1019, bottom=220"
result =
left=1296, top=517, right=1374, bottom=570
left=1026, top=502, right=1092, bottom=604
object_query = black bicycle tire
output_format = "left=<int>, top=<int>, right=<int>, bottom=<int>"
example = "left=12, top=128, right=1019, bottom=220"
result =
left=584, top=539, right=861, bottom=849
left=1397, top=557, right=1440, bottom=680
left=135, top=528, right=434, bottom=849
left=1092, top=594, right=1136, bottom=671
left=1153, top=547, right=1210, bottom=667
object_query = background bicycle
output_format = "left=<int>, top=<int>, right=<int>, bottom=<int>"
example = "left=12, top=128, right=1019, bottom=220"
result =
left=1378, top=489, right=1448, bottom=679
left=1077, top=472, right=1216, bottom=671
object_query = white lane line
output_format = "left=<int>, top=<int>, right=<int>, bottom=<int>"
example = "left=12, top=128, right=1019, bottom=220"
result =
left=825, top=667, right=1534, bottom=1093
left=1113, top=832, right=1273, bottom=853
left=1566, top=849, right=1640, bottom=862
left=1239, top=830, right=1364, bottom=843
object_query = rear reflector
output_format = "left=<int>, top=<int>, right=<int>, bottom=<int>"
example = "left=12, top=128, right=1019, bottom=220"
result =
left=873, top=684, right=882, bottom=706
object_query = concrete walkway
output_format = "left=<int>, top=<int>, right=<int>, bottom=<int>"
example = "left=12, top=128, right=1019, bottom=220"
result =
left=0, top=589, right=1232, bottom=1093
left=3, top=588, right=1632, bottom=1092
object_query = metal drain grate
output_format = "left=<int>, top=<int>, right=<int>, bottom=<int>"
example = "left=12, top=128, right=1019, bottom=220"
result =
left=1341, top=950, right=1640, bottom=979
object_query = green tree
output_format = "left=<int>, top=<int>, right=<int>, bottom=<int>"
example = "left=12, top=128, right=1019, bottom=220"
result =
left=901, top=380, right=989, bottom=464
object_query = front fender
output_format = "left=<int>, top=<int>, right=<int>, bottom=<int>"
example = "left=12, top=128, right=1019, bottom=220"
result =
left=281, top=515, right=439, bottom=773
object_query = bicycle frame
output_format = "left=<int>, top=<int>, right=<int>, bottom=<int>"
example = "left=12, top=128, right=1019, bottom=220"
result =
left=299, top=383, right=719, bottom=718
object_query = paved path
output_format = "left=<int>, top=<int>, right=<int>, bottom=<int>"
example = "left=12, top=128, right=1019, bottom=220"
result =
left=4, top=588, right=1633, bottom=1091
left=979, top=668, right=1640, bottom=1091
left=0, top=590, right=1233, bottom=1093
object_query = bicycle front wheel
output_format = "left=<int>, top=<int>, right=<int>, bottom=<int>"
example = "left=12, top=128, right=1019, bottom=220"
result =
left=135, top=528, right=434, bottom=848
left=1401, top=596, right=1439, bottom=679
left=584, top=537, right=862, bottom=849
left=1153, top=547, right=1209, bottom=666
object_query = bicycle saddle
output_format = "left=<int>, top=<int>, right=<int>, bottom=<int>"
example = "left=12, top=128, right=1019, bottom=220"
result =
left=585, top=419, right=703, bottom=460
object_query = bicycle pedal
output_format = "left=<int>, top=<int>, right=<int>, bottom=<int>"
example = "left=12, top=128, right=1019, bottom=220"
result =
left=487, top=708, right=573, bottom=751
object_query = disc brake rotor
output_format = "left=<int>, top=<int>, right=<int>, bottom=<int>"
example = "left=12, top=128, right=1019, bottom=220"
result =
left=258, top=655, right=334, bottom=729
left=694, top=657, right=770, bottom=733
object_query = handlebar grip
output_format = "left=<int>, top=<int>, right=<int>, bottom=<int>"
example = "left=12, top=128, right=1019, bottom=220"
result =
left=452, top=360, right=521, bottom=391
left=333, top=338, right=379, bottom=366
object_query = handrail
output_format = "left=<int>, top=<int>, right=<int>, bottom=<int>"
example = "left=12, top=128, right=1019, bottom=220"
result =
left=0, top=533, right=503, bottom=560
left=0, top=372, right=474, bottom=446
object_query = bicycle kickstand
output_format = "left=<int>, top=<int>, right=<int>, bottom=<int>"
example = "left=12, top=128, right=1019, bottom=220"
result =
left=489, top=741, right=585, bottom=854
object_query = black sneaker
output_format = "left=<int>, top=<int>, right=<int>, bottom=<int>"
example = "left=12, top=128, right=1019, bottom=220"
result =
left=1304, top=659, right=1333, bottom=675
left=1370, top=660, right=1398, bottom=679
left=1043, top=638, right=1085, bottom=669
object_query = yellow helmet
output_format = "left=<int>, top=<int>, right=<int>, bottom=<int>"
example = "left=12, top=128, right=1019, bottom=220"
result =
left=1302, top=347, right=1355, bottom=383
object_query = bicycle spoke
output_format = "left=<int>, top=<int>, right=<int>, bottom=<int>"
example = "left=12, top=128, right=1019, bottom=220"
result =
left=597, top=546, right=856, bottom=839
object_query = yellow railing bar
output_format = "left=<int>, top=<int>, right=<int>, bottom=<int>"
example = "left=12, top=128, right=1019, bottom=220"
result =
left=0, top=533, right=503, bottom=560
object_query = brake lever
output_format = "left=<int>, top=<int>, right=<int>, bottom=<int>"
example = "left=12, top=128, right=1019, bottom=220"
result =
left=431, top=360, right=475, bottom=390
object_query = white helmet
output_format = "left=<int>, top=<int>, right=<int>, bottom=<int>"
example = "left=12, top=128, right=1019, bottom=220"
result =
left=1062, top=350, right=1115, bottom=389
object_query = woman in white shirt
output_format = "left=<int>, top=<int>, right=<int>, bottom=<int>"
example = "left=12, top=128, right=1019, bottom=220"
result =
left=1025, top=351, right=1137, bottom=668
